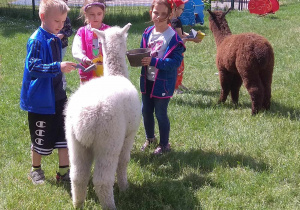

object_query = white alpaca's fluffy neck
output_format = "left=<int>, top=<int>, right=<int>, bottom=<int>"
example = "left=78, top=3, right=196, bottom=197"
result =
left=103, top=50, right=128, bottom=78
left=101, top=30, right=129, bottom=79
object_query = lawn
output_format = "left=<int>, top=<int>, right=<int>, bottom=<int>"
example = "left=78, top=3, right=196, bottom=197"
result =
left=0, top=1, right=300, bottom=209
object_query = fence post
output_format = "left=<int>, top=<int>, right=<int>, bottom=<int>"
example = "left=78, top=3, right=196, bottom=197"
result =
left=231, top=0, right=234, bottom=9
left=32, top=0, right=35, bottom=19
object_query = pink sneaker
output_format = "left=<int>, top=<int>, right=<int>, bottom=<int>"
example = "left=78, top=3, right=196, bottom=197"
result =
left=153, top=143, right=171, bottom=155
left=141, top=137, right=157, bottom=151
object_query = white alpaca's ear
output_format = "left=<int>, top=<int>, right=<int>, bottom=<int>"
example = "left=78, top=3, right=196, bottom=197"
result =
left=120, top=23, right=132, bottom=35
left=91, top=28, right=105, bottom=40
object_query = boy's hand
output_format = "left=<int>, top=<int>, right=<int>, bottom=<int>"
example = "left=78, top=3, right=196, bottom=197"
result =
left=141, top=57, right=152, bottom=66
left=57, top=34, right=64, bottom=40
left=61, top=62, right=77, bottom=73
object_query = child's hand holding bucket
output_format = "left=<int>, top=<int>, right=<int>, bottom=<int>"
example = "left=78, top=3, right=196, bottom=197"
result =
left=196, top=30, right=206, bottom=40
left=141, top=57, right=152, bottom=66
left=192, top=31, right=205, bottom=43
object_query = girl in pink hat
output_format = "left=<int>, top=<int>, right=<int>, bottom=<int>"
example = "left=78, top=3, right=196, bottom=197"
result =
left=171, top=0, right=202, bottom=93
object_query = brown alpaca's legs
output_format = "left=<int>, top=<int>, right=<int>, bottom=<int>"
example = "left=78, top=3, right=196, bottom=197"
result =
left=243, top=75, right=264, bottom=115
left=260, top=70, right=273, bottom=110
left=230, top=74, right=243, bottom=105
left=219, top=69, right=234, bottom=103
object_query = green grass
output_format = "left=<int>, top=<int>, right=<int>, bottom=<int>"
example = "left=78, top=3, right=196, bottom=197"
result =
left=1, top=1, right=300, bottom=209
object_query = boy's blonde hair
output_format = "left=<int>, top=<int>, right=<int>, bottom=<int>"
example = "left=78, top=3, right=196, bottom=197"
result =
left=39, top=0, right=70, bottom=17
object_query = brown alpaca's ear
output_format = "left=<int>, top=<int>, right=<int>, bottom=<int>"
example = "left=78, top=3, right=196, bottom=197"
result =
left=207, top=9, right=213, bottom=16
left=223, top=8, right=231, bottom=17
left=207, top=9, right=216, bottom=20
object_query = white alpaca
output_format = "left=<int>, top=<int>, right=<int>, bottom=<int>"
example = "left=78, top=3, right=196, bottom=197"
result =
left=65, top=23, right=141, bottom=210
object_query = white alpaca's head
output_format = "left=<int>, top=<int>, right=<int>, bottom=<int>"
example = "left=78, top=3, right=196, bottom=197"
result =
left=92, top=23, right=131, bottom=78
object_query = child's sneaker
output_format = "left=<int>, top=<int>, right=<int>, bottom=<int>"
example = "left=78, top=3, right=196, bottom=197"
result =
left=175, top=89, right=184, bottom=94
left=141, top=137, right=157, bottom=151
left=28, top=169, right=45, bottom=185
left=153, top=143, right=171, bottom=155
left=179, top=84, right=189, bottom=91
left=56, top=169, right=70, bottom=183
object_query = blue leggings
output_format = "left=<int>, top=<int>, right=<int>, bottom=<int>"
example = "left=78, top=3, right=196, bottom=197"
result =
left=142, top=81, right=170, bottom=146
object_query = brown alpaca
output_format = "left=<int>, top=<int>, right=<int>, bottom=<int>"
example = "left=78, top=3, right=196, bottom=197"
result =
left=208, top=9, right=274, bottom=115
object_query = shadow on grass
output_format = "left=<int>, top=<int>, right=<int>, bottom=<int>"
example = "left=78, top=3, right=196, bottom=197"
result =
left=120, top=148, right=269, bottom=209
left=267, top=101, right=300, bottom=121
left=173, top=88, right=300, bottom=120
left=185, top=88, right=220, bottom=97
left=172, top=88, right=219, bottom=109
left=172, top=88, right=253, bottom=111
left=132, top=149, right=269, bottom=176
left=114, top=177, right=203, bottom=210
left=225, top=100, right=300, bottom=121
left=49, top=149, right=269, bottom=209
left=52, top=174, right=200, bottom=209
left=48, top=175, right=102, bottom=208
left=48, top=178, right=72, bottom=197
left=52, top=174, right=201, bottom=209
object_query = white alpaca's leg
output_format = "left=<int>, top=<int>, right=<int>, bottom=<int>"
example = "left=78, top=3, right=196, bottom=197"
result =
left=93, top=150, right=120, bottom=210
left=117, top=132, right=135, bottom=191
left=69, top=139, right=93, bottom=208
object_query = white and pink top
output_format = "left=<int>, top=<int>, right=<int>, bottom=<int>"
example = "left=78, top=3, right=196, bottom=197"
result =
left=72, top=23, right=110, bottom=82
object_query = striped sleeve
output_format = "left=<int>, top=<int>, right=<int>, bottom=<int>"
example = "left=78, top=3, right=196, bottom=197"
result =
left=27, top=39, right=61, bottom=78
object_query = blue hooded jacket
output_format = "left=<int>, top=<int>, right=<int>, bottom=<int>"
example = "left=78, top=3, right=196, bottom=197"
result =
left=140, top=26, right=186, bottom=98
left=20, top=27, right=64, bottom=114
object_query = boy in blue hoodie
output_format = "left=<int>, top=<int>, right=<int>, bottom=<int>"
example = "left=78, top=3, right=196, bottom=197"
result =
left=20, top=0, right=76, bottom=184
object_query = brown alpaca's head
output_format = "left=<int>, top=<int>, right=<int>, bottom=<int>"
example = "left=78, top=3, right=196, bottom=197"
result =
left=207, top=9, right=232, bottom=45
left=207, top=9, right=231, bottom=34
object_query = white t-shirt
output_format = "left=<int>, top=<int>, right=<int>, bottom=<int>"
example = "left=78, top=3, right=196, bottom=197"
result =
left=147, top=27, right=175, bottom=81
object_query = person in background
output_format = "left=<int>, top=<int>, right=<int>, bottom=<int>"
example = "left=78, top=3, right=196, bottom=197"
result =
left=171, top=0, right=201, bottom=93
left=57, top=0, right=73, bottom=90
left=20, top=0, right=76, bottom=185
left=140, top=0, right=186, bottom=155
left=72, top=0, right=110, bottom=84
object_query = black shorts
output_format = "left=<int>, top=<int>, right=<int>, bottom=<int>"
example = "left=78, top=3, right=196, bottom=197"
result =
left=28, top=98, right=67, bottom=155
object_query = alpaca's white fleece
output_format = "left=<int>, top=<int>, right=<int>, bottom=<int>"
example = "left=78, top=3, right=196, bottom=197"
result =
left=65, top=76, right=141, bottom=210
left=65, top=23, right=141, bottom=210
left=65, top=76, right=140, bottom=148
